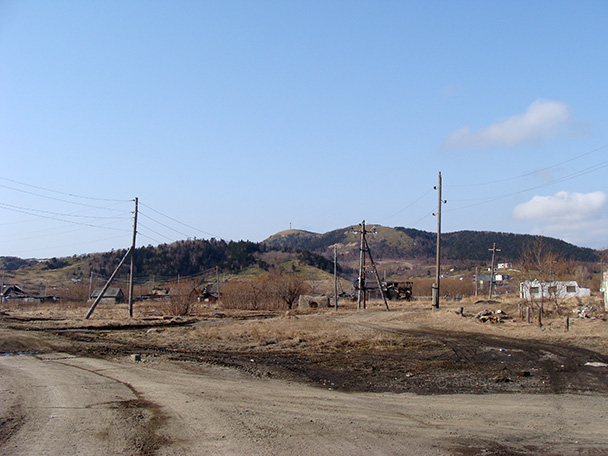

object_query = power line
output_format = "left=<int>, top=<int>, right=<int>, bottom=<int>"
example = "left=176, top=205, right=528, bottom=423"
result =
left=139, top=202, right=220, bottom=239
left=0, top=202, right=129, bottom=220
left=0, top=182, right=133, bottom=211
left=0, top=176, right=132, bottom=202
left=0, top=203, right=131, bottom=231
left=137, top=232, right=166, bottom=245
left=138, top=211, right=192, bottom=239
left=447, top=143, right=608, bottom=188
left=137, top=222, right=176, bottom=243
left=2, top=235, right=129, bottom=257
left=377, top=188, right=433, bottom=223
left=447, top=158, right=608, bottom=211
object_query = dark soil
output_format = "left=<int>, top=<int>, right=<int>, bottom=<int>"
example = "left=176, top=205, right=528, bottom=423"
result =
left=3, top=315, right=607, bottom=395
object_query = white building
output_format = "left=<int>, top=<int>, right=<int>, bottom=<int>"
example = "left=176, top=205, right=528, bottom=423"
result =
left=519, top=280, right=590, bottom=300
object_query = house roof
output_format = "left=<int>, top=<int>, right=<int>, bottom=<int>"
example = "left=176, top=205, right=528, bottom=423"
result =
left=1, top=285, right=31, bottom=297
left=91, top=287, right=124, bottom=298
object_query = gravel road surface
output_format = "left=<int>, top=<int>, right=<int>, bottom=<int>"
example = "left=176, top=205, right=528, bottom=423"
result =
left=2, top=339, right=607, bottom=455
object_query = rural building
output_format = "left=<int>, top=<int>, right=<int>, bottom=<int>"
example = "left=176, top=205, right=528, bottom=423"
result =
left=0, top=285, right=56, bottom=303
left=90, top=287, right=125, bottom=304
left=519, top=280, right=590, bottom=300
left=197, top=283, right=225, bottom=303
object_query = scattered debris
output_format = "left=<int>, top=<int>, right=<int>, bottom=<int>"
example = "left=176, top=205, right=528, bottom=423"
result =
left=574, top=305, right=595, bottom=319
left=476, top=309, right=510, bottom=323
left=585, top=362, right=608, bottom=368
left=493, top=375, right=512, bottom=383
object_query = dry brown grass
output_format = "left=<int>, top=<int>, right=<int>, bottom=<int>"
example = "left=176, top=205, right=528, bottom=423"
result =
left=2, top=293, right=607, bottom=355
left=189, top=311, right=411, bottom=352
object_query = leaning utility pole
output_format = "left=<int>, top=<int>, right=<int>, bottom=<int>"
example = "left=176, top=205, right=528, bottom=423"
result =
left=354, top=221, right=389, bottom=311
left=432, top=172, right=445, bottom=308
left=86, top=196, right=138, bottom=320
left=85, top=247, right=132, bottom=319
left=488, top=243, right=501, bottom=299
left=128, top=197, right=138, bottom=318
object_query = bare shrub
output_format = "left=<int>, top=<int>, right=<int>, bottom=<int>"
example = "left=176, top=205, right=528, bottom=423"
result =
left=164, top=281, right=196, bottom=316
left=221, top=273, right=310, bottom=311
left=411, top=277, right=474, bottom=299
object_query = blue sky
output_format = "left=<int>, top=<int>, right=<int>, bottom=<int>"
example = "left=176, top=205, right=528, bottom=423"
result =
left=2, top=1, right=608, bottom=259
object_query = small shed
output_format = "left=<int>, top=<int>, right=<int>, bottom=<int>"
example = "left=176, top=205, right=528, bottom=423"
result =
left=90, top=287, right=125, bottom=304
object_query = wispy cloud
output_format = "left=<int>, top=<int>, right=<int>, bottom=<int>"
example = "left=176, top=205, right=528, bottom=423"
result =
left=513, top=191, right=608, bottom=248
left=443, top=99, right=572, bottom=149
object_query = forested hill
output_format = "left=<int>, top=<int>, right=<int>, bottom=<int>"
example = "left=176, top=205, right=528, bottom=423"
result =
left=0, top=239, right=339, bottom=282
left=264, top=227, right=600, bottom=263
left=399, top=229, right=599, bottom=262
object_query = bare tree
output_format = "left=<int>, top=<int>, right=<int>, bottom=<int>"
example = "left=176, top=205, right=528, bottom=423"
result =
left=518, top=236, right=566, bottom=314
left=268, top=271, right=310, bottom=310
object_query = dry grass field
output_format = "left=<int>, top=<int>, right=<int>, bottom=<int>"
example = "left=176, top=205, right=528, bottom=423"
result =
left=2, top=295, right=607, bottom=395
left=3, top=295, right=608, bottom=455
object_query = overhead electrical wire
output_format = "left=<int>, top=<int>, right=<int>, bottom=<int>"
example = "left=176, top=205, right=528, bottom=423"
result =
left=137, top=232, right=166, bottom=246
left=447, top=143, right=608, bottom=188
left=139, top=202, right=220, bottom=239
left=0, top=182, right=133, bottom=211
left=376, top=188, right=434, bottom=223
left=0, top=202, right=129, bottom=220
left=447, top=157, right=608, bottom=211
left=137, top=222, right=176, bottom=243
left=0, top=176, right=132, bottom=202
left=0, top=203, right=131, bottom=231
left=138, top=211, right=192, bottom=239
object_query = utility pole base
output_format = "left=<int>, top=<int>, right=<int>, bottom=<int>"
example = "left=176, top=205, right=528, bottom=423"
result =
left=432, top=284, right=439, bottom=308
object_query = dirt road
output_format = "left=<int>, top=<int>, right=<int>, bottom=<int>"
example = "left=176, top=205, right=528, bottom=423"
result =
left=2, top=329, right=608, bottom=455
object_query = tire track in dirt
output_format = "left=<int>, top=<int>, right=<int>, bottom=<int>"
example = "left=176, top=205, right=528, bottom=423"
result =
left=351, top=321, right=608, bottom=394
left=40, top=355, right=171, bottom=455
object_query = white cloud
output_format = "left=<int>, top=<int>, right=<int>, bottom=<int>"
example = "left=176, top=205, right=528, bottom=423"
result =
left=513, top=191, right=608, bottom=248
left=513, top=191, right=607, bottom=222
left=443, top=99, right=572, bottom=149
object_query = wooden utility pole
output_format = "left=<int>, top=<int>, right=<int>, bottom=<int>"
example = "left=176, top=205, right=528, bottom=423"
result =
left=128, top=197, right=138, bottom=318
left=357, top=221, right=367, bottom=310
left=334, top=244, right=338, bottom=311
left=216, top=266, right=221, bottom=304
left=474, top=266, right=478, bottom=297
left=85, top=247, right=132, bottom=319
left=432, top=172, right=445, bottom=308
left=488, top=243, right=501, bottom=300
left=354, top=221, right=389, bottom=311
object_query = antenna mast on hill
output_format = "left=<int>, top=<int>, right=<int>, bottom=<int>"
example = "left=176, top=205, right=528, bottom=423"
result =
left=353, top=220, right=390, bottom=311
